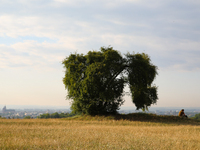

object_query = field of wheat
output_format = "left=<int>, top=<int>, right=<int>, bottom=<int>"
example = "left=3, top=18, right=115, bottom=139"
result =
left=0, top=116, right=200, bottom=150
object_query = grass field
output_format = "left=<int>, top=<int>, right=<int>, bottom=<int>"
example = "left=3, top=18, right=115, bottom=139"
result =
left=0, top=114, right=200, bottom=150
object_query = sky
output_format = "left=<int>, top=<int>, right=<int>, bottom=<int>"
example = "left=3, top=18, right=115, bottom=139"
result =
left=0, top=0, right=200, bottom=109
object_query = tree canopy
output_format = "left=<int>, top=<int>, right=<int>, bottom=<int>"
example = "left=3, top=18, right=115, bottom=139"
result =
left=37, top=112, right=76, bottom=119
left=62, top=47, right=158, bottom=115
left=191, top=113, right=200, bottom=120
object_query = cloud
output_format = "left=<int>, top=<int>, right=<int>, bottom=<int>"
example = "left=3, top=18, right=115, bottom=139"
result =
left=0, top=41, right=71, bottom=70
left=0, top=0, right=200, bottom=71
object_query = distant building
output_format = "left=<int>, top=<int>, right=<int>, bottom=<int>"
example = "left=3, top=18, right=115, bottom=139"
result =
left=2, top=106, right=15, bottom=113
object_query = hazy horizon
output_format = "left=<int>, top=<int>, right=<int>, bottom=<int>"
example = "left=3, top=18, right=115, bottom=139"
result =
left=1, top=104, right=200, bottom=111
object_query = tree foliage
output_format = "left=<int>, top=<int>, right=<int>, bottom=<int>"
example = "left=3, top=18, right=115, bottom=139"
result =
left=62, top=47, right=158, bottom=115
left=191, top=113, right=200, bottom=120
left=24, top=116, right=31, bottom=119
left=37, top=112, right=76, bottom=119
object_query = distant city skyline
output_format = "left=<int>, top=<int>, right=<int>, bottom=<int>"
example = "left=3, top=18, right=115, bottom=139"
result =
left=0, top=0, right=200, bottom=108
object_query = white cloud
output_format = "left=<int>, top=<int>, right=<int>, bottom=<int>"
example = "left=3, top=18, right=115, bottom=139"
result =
left=0, top=41, right=71, bottom=70
left=0, top=0, right=200, bottom=72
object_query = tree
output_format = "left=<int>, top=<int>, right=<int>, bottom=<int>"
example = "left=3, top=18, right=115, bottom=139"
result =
left=191, top=113, right=200, bottom=120
left=51, top=112, right=60, bottom=118
left=37, top=112, right=76, bottom=119
left=62, top=46, right=158, bottom=115
left=37, top=113, right=50, bottom=119
left=24, top=116, right=31, bottom=119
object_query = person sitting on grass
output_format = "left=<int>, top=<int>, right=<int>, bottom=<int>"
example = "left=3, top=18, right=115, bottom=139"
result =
left=178, top=109, right=188, bottom=118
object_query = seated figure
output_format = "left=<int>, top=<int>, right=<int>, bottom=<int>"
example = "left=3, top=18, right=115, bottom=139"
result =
left=178, top=109, right=188, bottom=118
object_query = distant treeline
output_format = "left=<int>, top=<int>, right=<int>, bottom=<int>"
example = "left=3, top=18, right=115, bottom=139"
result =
left=37, top=112, right=76, bottom=119
left=0, top=115, right=6, bottom=119
left=191, top=113, right=200, bottom=120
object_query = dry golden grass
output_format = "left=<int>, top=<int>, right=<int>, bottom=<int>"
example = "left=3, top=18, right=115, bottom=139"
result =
left=0, top=116, right=200, bottom=150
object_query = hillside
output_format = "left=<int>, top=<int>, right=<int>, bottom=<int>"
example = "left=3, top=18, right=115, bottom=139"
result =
left=64, top=113, right=200, bottom=126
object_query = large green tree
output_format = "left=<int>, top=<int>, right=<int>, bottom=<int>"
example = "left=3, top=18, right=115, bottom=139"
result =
left=62, top=47, right=158, bottom=115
